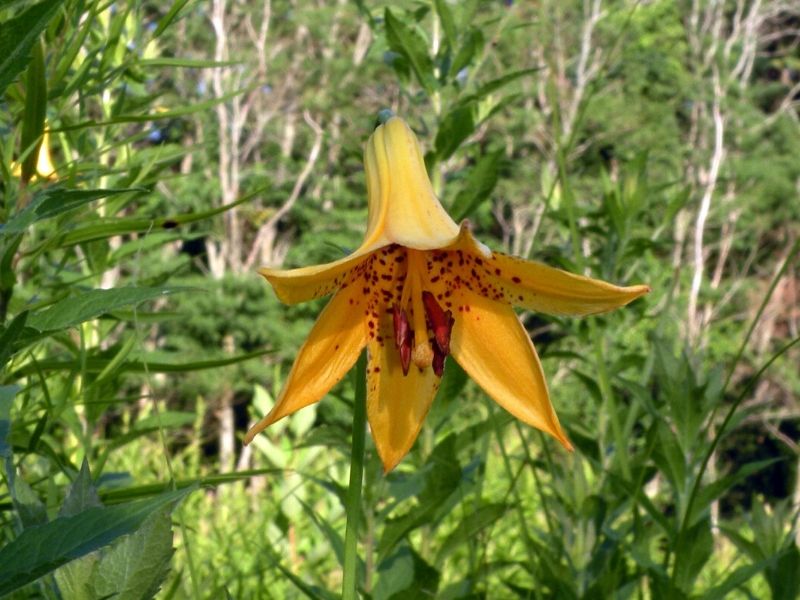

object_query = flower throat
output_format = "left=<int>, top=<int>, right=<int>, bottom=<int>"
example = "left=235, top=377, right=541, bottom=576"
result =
left=392, top=249, right=454, bottom=377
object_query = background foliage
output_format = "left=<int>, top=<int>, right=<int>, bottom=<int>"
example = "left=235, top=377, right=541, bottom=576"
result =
left=1, top=0, right=799, bottom=598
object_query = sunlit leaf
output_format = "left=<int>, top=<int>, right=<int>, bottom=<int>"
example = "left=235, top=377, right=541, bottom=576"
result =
left=1, top=188, right=141, bottom=236
left=0, top=0, right=64, bottom=96
left=450, top=151, right=502, bottom=221
left=59, top=459, right=102, bottom=518
left=384, top=8, right=436, bottom=93
left=88, top=507, right=175, bottom=600
left=25, top=287, right=186, bottom=332
left=0, top=486, right=194, bottom=596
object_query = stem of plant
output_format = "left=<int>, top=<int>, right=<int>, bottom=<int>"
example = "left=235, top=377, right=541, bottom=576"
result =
left=342, top=352, right=367, bottom=600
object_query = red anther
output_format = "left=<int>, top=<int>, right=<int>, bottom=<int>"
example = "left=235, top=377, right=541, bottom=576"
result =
left=393, top=304, right=413, bottom=375
left=392, top=304, right=409, bottom=349
left=432, top=342, right=446, bottom=377
left=399, top=334, right=412, bottom=375
left=422, top=291, right=453, bottom=355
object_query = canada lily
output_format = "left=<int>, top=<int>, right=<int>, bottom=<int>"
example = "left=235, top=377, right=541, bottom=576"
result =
left=244, top=116, right=649, bottom=472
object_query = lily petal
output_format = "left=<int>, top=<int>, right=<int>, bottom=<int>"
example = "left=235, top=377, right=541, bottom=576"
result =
left=260, top=117, right=460, bottom=305
left=243, top=284, right=368, bottom=445
left=366, top=336, right=440, bottom=472
left=259, top=243, right=383, bottom=305
left=450, top=290, right=572, bottom=450
left=363, top=117, right=460, bottom=250
left=451, top=226, right=649, bottom=316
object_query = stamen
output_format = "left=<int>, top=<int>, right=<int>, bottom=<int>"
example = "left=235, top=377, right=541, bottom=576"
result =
left=400, top=333, right=412, bottom=375
left=392, top=304, right=409, bottom=349
left=392, top=304, right=413, bottom=375
left=422, top=291, right=454, bottom=355
left=432, top=342, right=446, bottom=377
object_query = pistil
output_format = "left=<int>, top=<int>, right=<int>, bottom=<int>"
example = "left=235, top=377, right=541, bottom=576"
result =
left=407, top=251, right=434, bottom=369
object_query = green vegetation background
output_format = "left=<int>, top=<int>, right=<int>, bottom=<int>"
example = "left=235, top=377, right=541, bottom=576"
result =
left=1, top=0, right=798, bottom=598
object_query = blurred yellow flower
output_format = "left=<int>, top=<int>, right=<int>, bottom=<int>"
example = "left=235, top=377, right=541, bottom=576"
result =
left=11, top=131, right=57, bottom=182
left=245, top=116, right=649, bottom=472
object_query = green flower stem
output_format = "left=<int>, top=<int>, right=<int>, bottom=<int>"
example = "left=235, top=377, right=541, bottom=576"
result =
left=342, top=352, right=367, bottom=600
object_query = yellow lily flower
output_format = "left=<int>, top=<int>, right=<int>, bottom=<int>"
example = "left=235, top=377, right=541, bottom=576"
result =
left=245, top=116, right=649, bottom=472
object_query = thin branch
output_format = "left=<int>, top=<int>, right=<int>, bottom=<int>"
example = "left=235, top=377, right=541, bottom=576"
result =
left=243, top=111, right=324, bottom=270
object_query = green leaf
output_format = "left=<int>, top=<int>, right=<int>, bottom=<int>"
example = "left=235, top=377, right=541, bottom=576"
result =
left=59, top=459, right=102, bottom=518
left=375, top=545, right=440, bottom=600
left=459, top=67, right=542, bottom=105
left=100, top=412, right=197, bottom=456
left=53, top=458, right=103, bottom=598
left=435, top=103, right=476, bottom=161
left=88, top=507, right=175, bottom=600
left=298, top=500, right=346, bottom=568
left=59, top=85, right=255, bottom=131
left=97, top=469, right=278, bottom=504
left=25, top=286, right=185, bottom=332
left=152, top=0, right=191, bottom=38
left=688, top=458, right=781, bottom=527
left=0, top=234, right=23, bottom=290
left=701, top=558, right=774, bottom=600
left=1, top=188, right=141, bottom=236
left=0, top=311, right=28, bottom=367
left=435, top=503, right=507, bottom=562
left=769, top=544, right=800, bottom=600
left=54, top=552, right=99, bottom=600
left=377, top=511, right=429, bottom=564
left=434, top=359, right=469, bottom=407
left=134, top=411, right=196, bottom=432
left=378, top=437, right=462, bottom=561
left=20, top=39, right=47, bottom=183
left=0, top=385, right=17, bottom=460
left=450, top=29, right=483, bottom=77
left=672, top=518, right=713, bottom=592
left=51, top=185, right=265, bottom=247
left=8, top=470, right=48, bottom=528
left=0, top=0, right=64, bottom=96
left=12, top=348, right=271, bottom=377
left=434, top=0, right=457, bottom=50
left=0, top=485, right=194, bottom=596
left=262, top=543, right=338, bottom=600
left=384, top=8, right=435, bottom=93
left=138, top=57, right=240, bottom=68
left=450, top=151, right=502, bottom=220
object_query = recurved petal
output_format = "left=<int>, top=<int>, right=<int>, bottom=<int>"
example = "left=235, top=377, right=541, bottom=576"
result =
left=243, top=284, right=368, bottom=445
left=259, top=243, right=381, bottom=305
left=450, top=290, right=572, bottom=450
left=451, top=226, right=649, bottom=316
left=366, top=337, right=441, bottom=472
